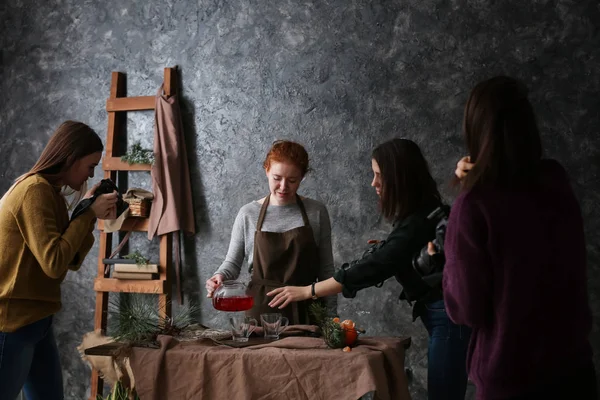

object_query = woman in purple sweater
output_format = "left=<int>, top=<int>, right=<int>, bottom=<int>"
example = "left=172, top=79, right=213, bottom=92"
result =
left=443, top=76, right=597, bottom=399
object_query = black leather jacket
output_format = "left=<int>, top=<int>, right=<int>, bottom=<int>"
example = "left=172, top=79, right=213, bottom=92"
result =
left=333, top=201, right=443, bottom=319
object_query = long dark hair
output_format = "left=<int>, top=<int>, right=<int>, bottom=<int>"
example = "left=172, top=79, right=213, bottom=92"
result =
left=460, top=76, right=542, bottom=190
left=0, top=121, right=103, bottom=207
left=372, top=138, right=441, bottom=221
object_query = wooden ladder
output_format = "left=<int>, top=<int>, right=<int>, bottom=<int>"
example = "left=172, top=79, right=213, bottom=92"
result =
left=89, top=68, right=176, bottom=400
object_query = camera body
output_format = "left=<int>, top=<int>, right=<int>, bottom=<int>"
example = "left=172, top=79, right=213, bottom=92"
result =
left=94, top=179, right=129, bottom=216
left=94, top=178, right=119, bottom=196
left=411, top=205, right=450, bottom=284
left=70, top=179, right=128, bottom=221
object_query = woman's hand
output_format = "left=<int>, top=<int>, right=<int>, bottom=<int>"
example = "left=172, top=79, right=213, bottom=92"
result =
left=83, top=182, right=101, bottom=199
left=267, top=286, right=311, bottom=309
left=427, top=242, right=437, bottom=255
left=205, top=274, right=224, bottom=298
left=455, top=156, right=474, bottom=180
left=90, top=191, right=118, bottom=220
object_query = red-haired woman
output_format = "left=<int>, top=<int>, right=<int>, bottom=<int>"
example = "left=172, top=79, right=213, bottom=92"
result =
left=205, top=140, right=337, bottom=322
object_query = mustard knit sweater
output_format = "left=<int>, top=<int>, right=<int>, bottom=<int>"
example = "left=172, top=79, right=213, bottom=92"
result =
left=0, top=174, right=96, bottom=332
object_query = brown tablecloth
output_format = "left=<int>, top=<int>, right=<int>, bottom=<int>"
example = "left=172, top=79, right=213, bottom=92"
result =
left=129, top=333, right=411, bottom=400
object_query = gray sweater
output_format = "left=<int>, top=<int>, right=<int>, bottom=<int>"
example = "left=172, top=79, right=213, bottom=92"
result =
left=214, top=197, right=337, bottom=314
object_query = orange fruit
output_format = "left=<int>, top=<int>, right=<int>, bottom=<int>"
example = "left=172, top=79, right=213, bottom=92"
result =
left=343, top=346, right=352, bottom=352
left=340, top=319, right=355, bottom=330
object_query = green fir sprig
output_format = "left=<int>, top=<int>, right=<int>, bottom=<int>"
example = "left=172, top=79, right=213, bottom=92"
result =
left=309, top=302, right=345, bottom=349
left=121, top=141, right=154, bottom=165
left=96, top=380, right=139, bottom=400
left=123, top=251, right=150, bottom=266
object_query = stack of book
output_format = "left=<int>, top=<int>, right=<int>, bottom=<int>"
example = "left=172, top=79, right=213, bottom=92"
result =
left=104, top=259, right=158, bottom=280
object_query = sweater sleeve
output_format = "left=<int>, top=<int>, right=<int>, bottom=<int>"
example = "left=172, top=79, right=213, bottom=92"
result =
left=333, top=216, right=418, bottom=298
left=68, top=222, right=96, bottom=271
left=214, top=208, right=246, bottom=280
left=443, top=193, right=492, bottom=328
left=316, top=204, right=338, bottom=316
left=13, top=183, right=97, bottom=279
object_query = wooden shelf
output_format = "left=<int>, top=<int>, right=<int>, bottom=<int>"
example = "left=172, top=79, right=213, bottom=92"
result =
left=84, top=342, right=129, bottom=357
left=97, top=217, right=149, bottom=232
left=94, top=278, right=166, bottom=294
left=90, top=67, right=176, bottom=400
left=106, top=96, right=155, bottom=112
left=103, top=156, right=152, bottom=171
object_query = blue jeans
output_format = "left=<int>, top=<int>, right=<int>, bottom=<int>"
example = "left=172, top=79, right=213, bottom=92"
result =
left=0, top=316, right=63, bottom=400
left=420, top=299, right=471, bottom=400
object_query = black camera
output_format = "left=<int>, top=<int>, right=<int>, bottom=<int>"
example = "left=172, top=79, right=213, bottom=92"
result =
left=411, top=205, right=450, bottom=286
left=70, top=179, right=128, bottom=221
left=93, top=179, right=129, bottom=216
left=94, top=178, right=119, bottom=196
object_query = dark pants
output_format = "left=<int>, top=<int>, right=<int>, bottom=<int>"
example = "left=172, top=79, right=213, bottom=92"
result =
left=0, top=316, right=63, bottom=400
left=420, top=299, right=471, bottom=400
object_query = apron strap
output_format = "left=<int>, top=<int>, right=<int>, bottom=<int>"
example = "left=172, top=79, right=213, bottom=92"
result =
left=256, top=195, right=270, bottom=231
left=256, top=194, right=311, bottom=231
left=251, top=278, right=301, bottom=325
left=295, top=195, right=311, bottom=227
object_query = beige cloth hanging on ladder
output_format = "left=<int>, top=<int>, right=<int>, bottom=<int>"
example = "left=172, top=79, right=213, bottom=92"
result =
left=148, top=82, right=196, bottom=303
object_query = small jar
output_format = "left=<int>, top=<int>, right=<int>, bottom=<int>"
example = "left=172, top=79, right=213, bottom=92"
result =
left=212, top=281, right=254, bottom=312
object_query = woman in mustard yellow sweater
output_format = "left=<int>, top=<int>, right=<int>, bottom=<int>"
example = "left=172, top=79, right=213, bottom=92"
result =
left=0, top=121, right=118, bottom=400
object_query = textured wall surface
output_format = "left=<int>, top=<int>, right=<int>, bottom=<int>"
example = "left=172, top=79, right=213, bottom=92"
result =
left=1, top=0, right=599, bottom=399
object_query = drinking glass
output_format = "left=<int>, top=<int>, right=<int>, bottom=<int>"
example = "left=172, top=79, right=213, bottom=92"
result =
left=260, top=313, right=289, bottom=340
left=229, top=315, right=258, bottom=342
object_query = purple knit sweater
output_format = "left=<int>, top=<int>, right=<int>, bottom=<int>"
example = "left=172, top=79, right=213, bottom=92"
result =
left=443, top=159, right=593, bottom=399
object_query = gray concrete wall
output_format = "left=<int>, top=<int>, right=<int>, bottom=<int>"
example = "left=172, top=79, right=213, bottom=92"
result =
left=1, top=1, right=599, bottom=398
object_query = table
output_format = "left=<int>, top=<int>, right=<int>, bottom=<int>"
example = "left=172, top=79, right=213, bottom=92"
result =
left=86, top=334, right=412, bottom=400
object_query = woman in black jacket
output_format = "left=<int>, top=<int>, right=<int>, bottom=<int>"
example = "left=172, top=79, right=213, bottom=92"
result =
left=268, top=138, right=471, bottom=400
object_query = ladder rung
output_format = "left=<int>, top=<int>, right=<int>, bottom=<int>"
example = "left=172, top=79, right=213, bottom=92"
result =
left=106, top=96, right=155, bottom=112
left=103, top=156, right=152, bottom=171
left=94, top=278, right=166, bottom=294
left=97, top=217, right=149, bottom=232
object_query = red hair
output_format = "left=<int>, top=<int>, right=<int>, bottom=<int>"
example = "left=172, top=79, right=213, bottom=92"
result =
left=263, top=140, right=310, bottom=176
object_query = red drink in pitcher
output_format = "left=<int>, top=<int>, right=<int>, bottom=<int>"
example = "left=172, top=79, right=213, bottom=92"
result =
left=213, top=296, right=254, bottom=312
left=212, top=281, right=255, bottom=312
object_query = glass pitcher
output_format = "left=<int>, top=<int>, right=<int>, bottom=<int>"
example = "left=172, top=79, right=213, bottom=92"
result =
left=212, top=280, right=254, bottom=312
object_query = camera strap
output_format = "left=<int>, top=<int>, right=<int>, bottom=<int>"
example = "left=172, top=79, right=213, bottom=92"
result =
left=103, top=228, right=135, bottom=275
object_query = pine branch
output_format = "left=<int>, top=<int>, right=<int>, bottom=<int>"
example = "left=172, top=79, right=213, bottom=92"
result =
left=108, top=294, right=201, bottom=345
left=322, top=318, right=345, bottom=349
left=309, top=302, right=344, bottom=348
left=97, top=380, right=140, bottom=400
left=308, top=302, right=328, bottom=326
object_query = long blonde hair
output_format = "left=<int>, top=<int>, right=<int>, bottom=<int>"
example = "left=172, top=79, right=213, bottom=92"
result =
left=0, top=121, right=104, bottom=209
